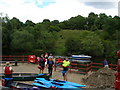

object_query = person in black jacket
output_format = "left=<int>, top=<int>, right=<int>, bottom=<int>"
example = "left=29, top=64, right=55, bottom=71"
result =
left=38, top=54, right=46, bottom=73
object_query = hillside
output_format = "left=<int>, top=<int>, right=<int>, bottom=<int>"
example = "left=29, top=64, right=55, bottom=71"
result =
left=54, top=30, right=83, bottom=55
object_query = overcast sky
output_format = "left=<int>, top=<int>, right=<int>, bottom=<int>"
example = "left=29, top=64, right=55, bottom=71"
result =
left=0, top=0, right=119, bottom=23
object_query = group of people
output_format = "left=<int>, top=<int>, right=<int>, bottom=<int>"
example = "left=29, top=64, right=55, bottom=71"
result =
left=37, top=53, right=70, bottom=81
left=37, top=53, right=54, bottom=77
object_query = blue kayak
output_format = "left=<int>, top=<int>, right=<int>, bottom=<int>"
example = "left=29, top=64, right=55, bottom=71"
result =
left=33, top=78, right=86, bottom=88
left=32, top=82, right=78, bottom=88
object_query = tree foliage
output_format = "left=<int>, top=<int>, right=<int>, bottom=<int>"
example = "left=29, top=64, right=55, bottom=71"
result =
left=65, top=31, right=104, bottom=56
left=11, top=30, right=34, bottom=52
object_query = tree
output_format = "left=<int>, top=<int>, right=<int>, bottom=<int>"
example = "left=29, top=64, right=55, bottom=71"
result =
left=79, top=31, right=104, bottom=56
left=10, top=17, right=24, bottom=29
left=48, top=25, right=61, bottom=32
left=96, top=13, right=108, bottom=30
left=65, top=31, right=104, bottom=56
left=11, top=30, right=35, bottom=53
left=42, top=19, right=50, bottom=23
left=2, top=16, right=13, bottom=54
left=25, top=20, right=35, bottom=26
left=103, top=17, right=116, bottom=35
left=65, top=37, right=82, bottom=55
left=68, top=15, right=86, bottom=30
left=51, top=20, right=59, bottom=25
left=59, top=20, right=70, bottom=29
left=87, top=12, right=98, bottom=30
left=36, top=31, right=56, bottom=53
left=102, top=40, right=117, bottom=63
left=91, top=25, right=98, bottom=31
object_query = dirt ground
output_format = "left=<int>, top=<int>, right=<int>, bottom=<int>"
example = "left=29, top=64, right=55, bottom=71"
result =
left=0, top=63, right=86, bottom=86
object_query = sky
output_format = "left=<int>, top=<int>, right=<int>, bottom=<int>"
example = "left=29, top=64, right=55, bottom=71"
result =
left=0, top=0, right=119, bottom=23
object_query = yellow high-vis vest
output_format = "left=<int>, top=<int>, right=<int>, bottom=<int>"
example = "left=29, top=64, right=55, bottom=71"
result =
left=62, top=60, right=70, bottom=67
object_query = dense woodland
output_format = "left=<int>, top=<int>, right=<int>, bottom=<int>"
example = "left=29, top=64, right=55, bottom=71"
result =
left=2, top=12, right=120, bottom=63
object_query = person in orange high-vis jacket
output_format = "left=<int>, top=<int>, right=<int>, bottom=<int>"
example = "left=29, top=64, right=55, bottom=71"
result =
left=3, top=62, right=14, bottom=78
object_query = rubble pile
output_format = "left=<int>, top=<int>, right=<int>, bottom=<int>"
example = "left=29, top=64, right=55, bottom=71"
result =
left=83, top=68, right=116, bottom=88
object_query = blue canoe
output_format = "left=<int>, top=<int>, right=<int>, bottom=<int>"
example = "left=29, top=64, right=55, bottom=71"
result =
left=33, top=82, right=79, bottom=88
left=33, top=78, right=86, bottom=89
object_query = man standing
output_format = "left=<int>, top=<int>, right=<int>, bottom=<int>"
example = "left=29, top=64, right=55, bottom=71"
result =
left=103, top=59, right=109, bottom=68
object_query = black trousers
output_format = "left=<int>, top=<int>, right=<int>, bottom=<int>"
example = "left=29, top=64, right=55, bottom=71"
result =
left=4, top=74, right=13, bottom=87
left=48, top=68, right=53, bottom=76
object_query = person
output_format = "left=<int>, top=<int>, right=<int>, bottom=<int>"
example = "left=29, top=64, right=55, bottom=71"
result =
left=38, top=54, right=46, bottom=73
left=56, top=57, right=62, bottom=66
left=3, top=62, right=14, bottom=87
left=37, top=56, right=40, bottom=64
left=47, top=58, right=54, bottom=77
left=44, top=53, right=48, bottom=67
left=62, top=57, right=70, bottom=81
left=48, top=53, right=53, bottom=59
left=3, top=62, right=14, bottom=78
left=45, top=52, right=48, bottom=59
left=103, top=59, right=109, bottom=68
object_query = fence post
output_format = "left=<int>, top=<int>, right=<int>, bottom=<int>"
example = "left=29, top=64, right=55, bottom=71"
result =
left=86, top=64, right=89, bottom=75
left=90, top=62, right=93, bottom=71
left=54, top=61, right=56, bottom=71
left=22, top=55, right=23, bottom=63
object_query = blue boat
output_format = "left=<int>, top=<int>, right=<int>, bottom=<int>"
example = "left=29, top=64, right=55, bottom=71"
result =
left=33, top=78, right=86, bottom=89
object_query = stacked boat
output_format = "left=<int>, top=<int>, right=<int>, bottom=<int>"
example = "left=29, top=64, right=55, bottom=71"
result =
left=72, top=55, right=92, bottom=63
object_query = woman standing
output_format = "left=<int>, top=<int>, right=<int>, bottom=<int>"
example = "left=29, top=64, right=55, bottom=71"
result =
left=47, top=58, right=54, bottom=77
